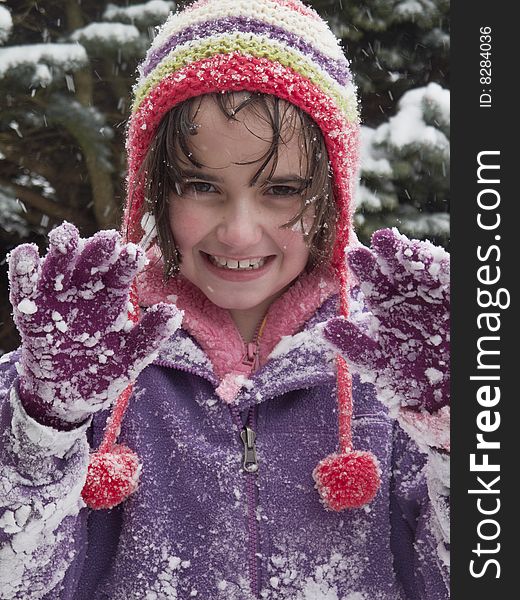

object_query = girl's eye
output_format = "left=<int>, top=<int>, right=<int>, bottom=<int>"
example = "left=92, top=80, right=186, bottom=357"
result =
left=181, top=181, right=217, bottom=195
left=193, top=182, right=216, bottom=193
left=266, top=185, right=301, bottom=197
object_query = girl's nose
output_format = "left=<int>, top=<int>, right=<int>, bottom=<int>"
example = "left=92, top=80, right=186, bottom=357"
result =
left=215, top=201, right=263, bottom=249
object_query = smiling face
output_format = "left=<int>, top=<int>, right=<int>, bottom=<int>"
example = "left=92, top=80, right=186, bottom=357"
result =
left=168, top=94, right=316, bottom=330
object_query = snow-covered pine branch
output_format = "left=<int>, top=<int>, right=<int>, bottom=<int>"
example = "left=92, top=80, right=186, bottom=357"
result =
left=0, top=43, right=88, bottom=87
left=103, top=1, right=175, bottom=28
left=0, top=5, right=12, bottom=45
left=70, top=22, right=144, bottom=57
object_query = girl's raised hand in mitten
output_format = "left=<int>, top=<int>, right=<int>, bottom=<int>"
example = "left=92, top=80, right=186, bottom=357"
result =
left=8, top=222, right=182, bottom=429
left=323, top=228, right=450, bottom=449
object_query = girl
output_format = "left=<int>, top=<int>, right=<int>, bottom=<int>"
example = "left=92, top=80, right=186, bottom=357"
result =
left=0, top=1, right=450, bottom=598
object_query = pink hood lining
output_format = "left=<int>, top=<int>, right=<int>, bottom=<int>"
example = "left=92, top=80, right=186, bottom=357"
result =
left=136, top=254, right=339, bottom=382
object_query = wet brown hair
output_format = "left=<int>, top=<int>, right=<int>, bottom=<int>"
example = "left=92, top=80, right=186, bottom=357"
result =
left=134, top=92, right=337, bottom=277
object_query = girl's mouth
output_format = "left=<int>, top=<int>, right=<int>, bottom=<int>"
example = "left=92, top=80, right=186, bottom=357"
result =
left=200, top=251, right=276, bottom=281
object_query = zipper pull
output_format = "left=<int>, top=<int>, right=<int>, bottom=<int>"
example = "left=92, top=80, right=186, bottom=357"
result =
left=241, top=342, right=259, bottom=371
left=240, top=426, right=259, bottom=473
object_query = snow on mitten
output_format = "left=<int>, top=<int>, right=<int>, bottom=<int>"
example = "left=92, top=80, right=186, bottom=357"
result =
left=323, top=228, right=450, bottom=451
left=8, top=222, right=182, bottom=429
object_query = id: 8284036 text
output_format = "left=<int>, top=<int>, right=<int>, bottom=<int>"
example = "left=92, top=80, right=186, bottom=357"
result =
left=480, top=26, right=492, bottom=108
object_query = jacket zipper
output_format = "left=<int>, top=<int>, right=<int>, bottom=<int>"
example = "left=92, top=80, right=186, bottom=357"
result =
left=229, top=403, right=259, bottom=597
left=156, top=321, right=265, bottom=597
left=228, top=317, right=266, bottom=598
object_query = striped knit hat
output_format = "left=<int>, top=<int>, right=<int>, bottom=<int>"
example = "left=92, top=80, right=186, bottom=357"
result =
left=82, top=0, right=381, bottom=512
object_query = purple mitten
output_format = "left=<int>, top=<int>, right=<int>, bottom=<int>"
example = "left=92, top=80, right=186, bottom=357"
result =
left=8, top=222, right=182, bottom=429
left=324, top=228, right=450, bottom=419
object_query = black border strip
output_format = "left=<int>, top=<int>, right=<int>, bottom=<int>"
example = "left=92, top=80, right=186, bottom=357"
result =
left=451, top=2, right=515, bottom=597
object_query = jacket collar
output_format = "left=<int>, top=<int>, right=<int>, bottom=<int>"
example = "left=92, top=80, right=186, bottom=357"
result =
left=239, top=294, right=339, bottom=407
left=152, top=294, right=339, bottom=411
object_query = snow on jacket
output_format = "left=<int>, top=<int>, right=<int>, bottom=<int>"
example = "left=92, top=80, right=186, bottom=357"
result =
left=0, top=264, right=449, bottom=600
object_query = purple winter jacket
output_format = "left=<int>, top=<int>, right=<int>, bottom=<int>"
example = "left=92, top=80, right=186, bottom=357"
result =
left=0, top=294, right=449, bottom=600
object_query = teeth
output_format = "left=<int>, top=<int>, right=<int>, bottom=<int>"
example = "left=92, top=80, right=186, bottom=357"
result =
left=208, top=254, right=267, bottom=270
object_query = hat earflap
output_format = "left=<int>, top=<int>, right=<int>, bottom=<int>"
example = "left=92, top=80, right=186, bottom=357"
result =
left=312, top=267, right=381, bottom=511
left=81, top=386, right=141, bottom=510
left=312, top=357, right=381, bottom=510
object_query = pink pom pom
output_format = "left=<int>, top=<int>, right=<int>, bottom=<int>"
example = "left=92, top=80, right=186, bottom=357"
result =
left=82, top=445, right=141, bottom=510
left=312, top=451, right=381, bottom=510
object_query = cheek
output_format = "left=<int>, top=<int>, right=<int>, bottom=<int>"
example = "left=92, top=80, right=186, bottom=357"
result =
left=169, top=202, right=208, bottom=251
left=274, top=225, right=311, bottom=264
left=303, top=209, right=316, bottom=232
left=278, top=208, right=315, bottom=244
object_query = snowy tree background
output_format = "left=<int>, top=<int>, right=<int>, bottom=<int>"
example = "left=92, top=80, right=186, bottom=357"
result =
left=0, top=0, right=449, bottom=353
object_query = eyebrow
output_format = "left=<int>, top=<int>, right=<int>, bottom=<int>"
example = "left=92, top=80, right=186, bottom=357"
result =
left=180, top=170, right=309, bottom=187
